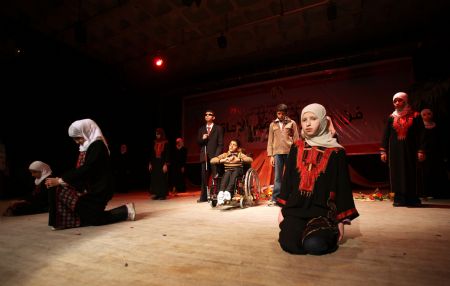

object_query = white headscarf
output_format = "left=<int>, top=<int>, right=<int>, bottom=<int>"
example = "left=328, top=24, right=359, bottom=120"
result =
left=29, top=161, right=52, bottom=185
left=392, top=92, right=412, bottom=118
left=68, top=119, right=109, bottom=153
left=301, top=103, right=343, bottom=149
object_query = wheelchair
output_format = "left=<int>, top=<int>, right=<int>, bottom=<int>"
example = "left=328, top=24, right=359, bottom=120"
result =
left=207, top=164, right=261, bottom=208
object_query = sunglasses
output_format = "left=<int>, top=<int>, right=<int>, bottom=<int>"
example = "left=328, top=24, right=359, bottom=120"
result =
left=205, top=113, right=214, bottom=116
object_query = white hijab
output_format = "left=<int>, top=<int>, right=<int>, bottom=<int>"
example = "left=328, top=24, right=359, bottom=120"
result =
left=68, top=119, right=109, bottom=153
left=392, top=92, right=412, bottom=118
left=29, top=161, right=52, bottom=185
left=301, top=103, right=343, bottom=149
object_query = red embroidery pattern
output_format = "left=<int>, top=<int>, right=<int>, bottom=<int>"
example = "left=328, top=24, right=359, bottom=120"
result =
left=296, top=140, right=337, bottom=195
left=55, top=186, right=81, bottom=229
left=277, top=198, right=287, bottom=205
left=391, top=112, right=418, bottom=140
left=54, top=151, right=87, bottom=229
left=154, top=141, right=166, bottom=158
left=336, top=208, right=358, bottom=221
left=76, top=152, right=86, bottom=168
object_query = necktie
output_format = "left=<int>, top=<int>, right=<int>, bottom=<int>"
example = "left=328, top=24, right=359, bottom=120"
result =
left=207, top=126, right=211, bottom=134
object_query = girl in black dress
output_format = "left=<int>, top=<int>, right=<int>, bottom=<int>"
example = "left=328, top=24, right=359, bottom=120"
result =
left=45, top=119, right=135, bottom=230
left=278, top=103, right=359, bottom=255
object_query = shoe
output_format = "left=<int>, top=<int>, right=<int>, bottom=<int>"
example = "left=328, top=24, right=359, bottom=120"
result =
left=3, top=207, right=13, bottom=216
left=126, top=203, right=136, bottom=221
left=267, top=200, right=276, bottom=207
left=224, top=191, right=231, bottom=201
left=407, top=202, right=422, bottom=208
left=217, top=191, right=224, bottom=205
left=393, top=202, right=406, bottom=207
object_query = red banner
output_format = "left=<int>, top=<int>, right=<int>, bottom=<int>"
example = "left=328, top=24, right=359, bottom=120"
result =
left=183, top=58, right=413, bottom=162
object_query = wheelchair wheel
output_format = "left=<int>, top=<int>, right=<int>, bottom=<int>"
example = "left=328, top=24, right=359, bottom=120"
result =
left=239, top=196, right=245, bottom=209
left=244, top=168, right=261, bottom=206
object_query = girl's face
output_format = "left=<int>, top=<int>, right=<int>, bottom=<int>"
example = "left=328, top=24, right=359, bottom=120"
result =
left=73, top=137, right=85, bottom=145
left=301, top=112, right=320, bottom=137
left=393, top=97, right=406, bottom=110
left=30, top=170, right=41, bottom=179
left=421, top=110, right=433, bottom=122
left=228, top=141, right=239, bottom=152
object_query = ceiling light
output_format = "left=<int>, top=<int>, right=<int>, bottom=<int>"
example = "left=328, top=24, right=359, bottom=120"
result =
left=152, top=56, right=165, bottom=69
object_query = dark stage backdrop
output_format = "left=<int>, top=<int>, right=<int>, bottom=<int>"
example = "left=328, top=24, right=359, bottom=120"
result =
left=183, top=57, right=414, bottom=163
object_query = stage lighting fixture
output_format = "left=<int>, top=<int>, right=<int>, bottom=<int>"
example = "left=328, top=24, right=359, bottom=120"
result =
left=152, top=55, right=165, bottom=69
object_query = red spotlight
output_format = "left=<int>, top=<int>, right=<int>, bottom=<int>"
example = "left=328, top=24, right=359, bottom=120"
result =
left=152, top=56, right=165, bottom=69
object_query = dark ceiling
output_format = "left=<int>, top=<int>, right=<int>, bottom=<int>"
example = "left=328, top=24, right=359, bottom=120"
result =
left=2, top=0, right=450, bottom=94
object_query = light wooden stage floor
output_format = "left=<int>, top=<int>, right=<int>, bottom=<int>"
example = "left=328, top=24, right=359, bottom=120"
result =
left=0, top=191, right=449, bottom=286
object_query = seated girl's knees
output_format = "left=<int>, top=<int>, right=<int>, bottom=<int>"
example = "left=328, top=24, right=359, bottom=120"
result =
left=303, top=236, right=328, bottom=255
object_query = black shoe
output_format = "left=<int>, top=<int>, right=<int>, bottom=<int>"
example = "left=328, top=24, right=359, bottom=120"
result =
left=157, top=197, right=166, bottom=200
left=407, top=202, right=422, bottom=207
left=197, top=199, right=207, bottom=203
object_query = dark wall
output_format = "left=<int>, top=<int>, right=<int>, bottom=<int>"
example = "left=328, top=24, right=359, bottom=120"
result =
left=0, top=31, right=184, bottom=197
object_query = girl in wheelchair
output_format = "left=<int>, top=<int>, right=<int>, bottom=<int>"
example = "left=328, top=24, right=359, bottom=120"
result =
left=210, top=139, right=253, bottom=205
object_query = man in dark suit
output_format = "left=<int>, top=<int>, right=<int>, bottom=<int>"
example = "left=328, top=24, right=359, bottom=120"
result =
left=197, top=110, right=224, bottom=202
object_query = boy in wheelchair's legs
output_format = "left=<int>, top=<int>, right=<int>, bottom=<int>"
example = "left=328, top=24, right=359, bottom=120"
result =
left=210, top=139, right=253, bottom=205
left=217, top=168, right=243, bottom=205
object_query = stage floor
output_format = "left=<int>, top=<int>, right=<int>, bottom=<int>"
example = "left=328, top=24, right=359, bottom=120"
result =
left=0, top=190, right=449, bottom=286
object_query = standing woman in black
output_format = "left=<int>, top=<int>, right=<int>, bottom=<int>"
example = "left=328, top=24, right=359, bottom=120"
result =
left=380, top=92, right=426, bottom=206
left=418, top=108, right=449, bottom=199
left=170, top=138, right=188, bottom=194
left=46, top=119, right=135, bottom=230
left=148, top=128, right=170, bottom=200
